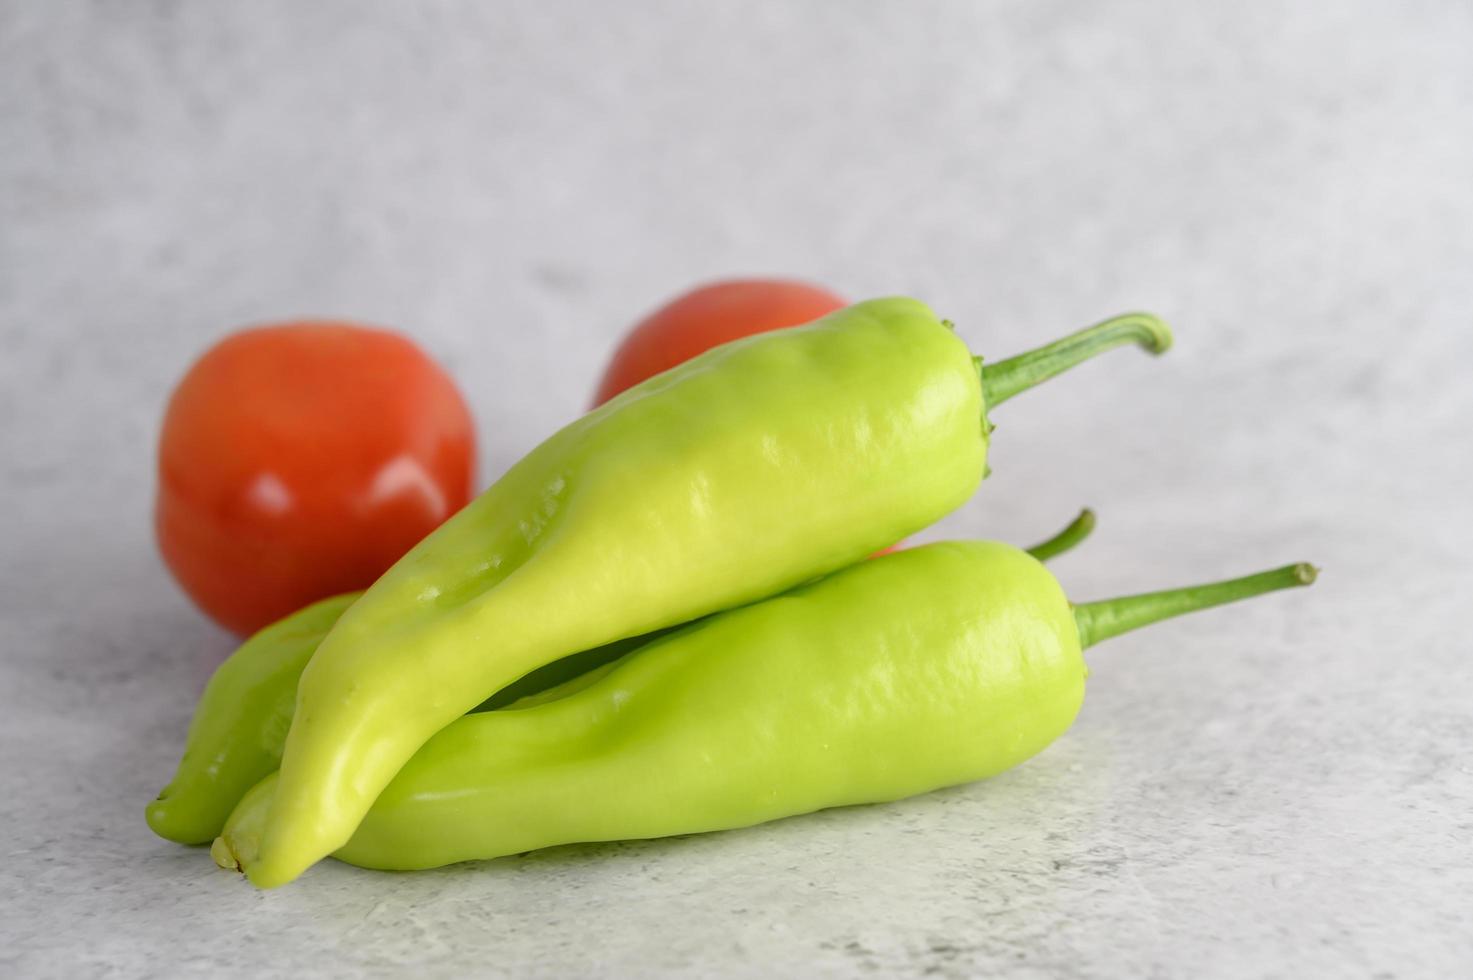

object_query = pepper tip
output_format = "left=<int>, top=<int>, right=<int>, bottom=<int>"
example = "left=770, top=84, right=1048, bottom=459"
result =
left=210, top=836, right=242, bottom=873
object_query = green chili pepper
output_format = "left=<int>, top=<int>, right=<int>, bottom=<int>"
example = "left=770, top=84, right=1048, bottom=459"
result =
left=143, top=593, right=356, bottom=846
left=248, top=299, right=1171, bottom=888
left=213, top=538, right=1315, bottom=874
left=146, top=512, right=1097, bottom=845
left=147, top=616, right=661, bottom=845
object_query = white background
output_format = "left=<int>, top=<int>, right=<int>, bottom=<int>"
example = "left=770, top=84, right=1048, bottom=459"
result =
left=2, top=2, right=1470, bottom=976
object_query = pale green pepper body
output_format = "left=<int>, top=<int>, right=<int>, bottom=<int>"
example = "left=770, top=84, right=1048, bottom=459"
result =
left=216, top=538, right=1313, bottom=874
left=219, top=542, right=1084, bottom=871
left=143, top=591, right=658, bottom=844
left=253, top=299, right=990, bottom=885
left=147, top=516, right=1096, bottom=847
left=144, top=592, right=356, bottom=845
left=248, top=300, right=1170, bottom=887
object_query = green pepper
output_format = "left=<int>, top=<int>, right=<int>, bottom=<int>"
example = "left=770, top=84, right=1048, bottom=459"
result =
left=143, top=593, right=356, bottom=846
left=249, top=298, right=1171, bottom=888
left=213, top=538, right=1315, bottom=874
left=147, top=612, right=663, bottom=845
left=146, top=512, right=1097, bottom=845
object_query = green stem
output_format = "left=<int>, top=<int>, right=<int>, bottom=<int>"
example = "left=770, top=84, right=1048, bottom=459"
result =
left=1025, top=509, right=1096, bottom=562
left=1073, top=563, right=1318, bottom=650
left=978, top=313, right=1173, bottom=409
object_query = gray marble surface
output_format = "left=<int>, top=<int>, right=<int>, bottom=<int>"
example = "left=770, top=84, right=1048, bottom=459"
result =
left=3, top=2, right=1470, bottom=977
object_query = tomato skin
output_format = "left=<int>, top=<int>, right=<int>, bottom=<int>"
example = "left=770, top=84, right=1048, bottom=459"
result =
left=593, top=279, right=847, bottom=405
left=156, top=321, right=475, bottom=636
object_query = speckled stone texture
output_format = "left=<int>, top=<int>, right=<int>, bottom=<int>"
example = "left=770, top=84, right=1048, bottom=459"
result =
left=2, top=1, right=1470, bottom=976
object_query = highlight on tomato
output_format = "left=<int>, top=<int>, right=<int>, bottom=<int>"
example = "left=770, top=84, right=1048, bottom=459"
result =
left=156, top=320, right=476, bottom=636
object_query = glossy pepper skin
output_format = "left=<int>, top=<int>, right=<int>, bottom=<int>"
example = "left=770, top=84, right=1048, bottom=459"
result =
left=144, top=593, right=356, bottom=845
left=218, top=542, right=1082, bottom=871
left=145, top=513, right=1096, bottom=845
left=214, top=540, right=1313, bottom=873
left=250, top=299, right=1171, bottom=888
left=143, top=595, right=660, bottom=845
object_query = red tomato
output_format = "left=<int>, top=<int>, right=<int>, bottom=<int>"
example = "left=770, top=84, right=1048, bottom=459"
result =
left=592, top=279, right=848, bottom=405
left=156, top=321, right=476, bottom=636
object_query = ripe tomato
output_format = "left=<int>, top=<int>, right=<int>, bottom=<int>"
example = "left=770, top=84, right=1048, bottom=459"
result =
left=592, top=279, right=848, bottom=405
left=156, top=321, right=476, bottom=636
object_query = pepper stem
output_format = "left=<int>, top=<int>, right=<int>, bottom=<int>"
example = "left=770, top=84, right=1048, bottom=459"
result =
left=978, top=313, right=1173, bottom=409
left=1073, top=563, right=1317, bottom=650
left=1025, top=509, right=1096, bottom=562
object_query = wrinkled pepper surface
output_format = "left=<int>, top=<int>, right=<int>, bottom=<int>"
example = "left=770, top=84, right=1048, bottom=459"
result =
left=215, top=540, right=1314, bottom=873
left=144, top=593, right=356, bottom=846
left=249, top=298, right=1171, bottom=887
left=147, top=513, right=1097, bottom=844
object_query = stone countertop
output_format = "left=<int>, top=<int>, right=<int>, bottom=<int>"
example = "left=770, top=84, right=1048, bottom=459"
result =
left=2, top=2, right=1470, bottom=976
